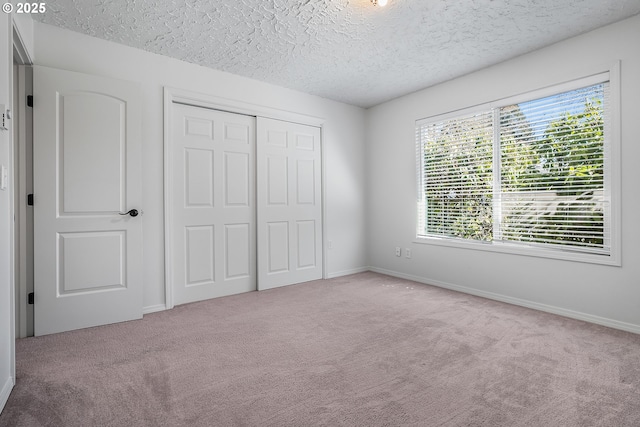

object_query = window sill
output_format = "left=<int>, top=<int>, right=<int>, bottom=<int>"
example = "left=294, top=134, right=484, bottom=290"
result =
left=413, top=236, right=621, bottom=267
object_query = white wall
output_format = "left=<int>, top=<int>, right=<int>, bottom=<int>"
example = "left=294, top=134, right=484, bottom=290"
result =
left=12, top=11, right=34, bottom=62
left=0, top=9, right=14, bottom=412
left=33, top=22, right=368, bottom=311
left=366, top=14, right=640, bottom=333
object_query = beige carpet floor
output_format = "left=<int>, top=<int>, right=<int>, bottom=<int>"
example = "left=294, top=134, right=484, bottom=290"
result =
left=1, top=272, right=640, bottom=426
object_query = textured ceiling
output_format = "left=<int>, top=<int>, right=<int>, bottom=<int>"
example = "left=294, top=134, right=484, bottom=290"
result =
left=34, top=0, right=640, bottom=108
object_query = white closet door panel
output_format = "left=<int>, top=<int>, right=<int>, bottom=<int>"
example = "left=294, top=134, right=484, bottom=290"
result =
left=171, top=103, right=256, bottom=305
left=185, top=225, right=215, bottom=286
left=267, top=155, right=289, bottom=205
left=257, top=117, right=322, bottom=290
left=225, top=223, right=251, bottom=279
left=184, top=148, right=215, bottom=207
left=296, top=220, right=317, bottom=269
left=267, top=221, right=290, bottom=274
left=225, top=152, right=250, bottom=206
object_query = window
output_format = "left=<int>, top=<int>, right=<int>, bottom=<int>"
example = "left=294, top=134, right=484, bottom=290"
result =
left=416, top=71, right=619, bottom=264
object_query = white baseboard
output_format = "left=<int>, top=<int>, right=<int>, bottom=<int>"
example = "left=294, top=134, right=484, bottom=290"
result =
left=369, top=266, right=640, bottom=335
left=0, top=376, right=14, bottom=414
left=326, top=267, right=370, bottom=279
left=142, top=304, right=167, bottom=315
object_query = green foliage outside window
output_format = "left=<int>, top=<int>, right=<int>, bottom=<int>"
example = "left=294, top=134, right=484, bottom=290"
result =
left=421, top=85, right=606, bottom=250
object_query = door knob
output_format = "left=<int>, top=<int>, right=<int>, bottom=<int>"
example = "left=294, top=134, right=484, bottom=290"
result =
left=119, top=209, right=139, bottom=217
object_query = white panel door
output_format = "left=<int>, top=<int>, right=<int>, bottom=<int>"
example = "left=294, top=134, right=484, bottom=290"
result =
left=257, top=117, right=322, bottom=290
left=33, top=66, right=142, bottom=336
left=171, top=103, right=256, bottom=305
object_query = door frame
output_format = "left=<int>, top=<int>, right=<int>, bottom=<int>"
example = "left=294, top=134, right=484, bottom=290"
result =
left=163, top=87, right=327, bottom=309
left=12, top=24, right=33, bottom=340
left=7, top=19, right=35, bottom=406
left=13, top=64, right=33, bottom=339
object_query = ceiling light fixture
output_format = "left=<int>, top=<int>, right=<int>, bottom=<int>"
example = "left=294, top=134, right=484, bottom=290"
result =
left=371, top=0, right=388, bottom=6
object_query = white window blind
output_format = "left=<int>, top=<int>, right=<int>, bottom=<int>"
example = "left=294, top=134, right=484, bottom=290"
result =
left=417, top=74, right=612, bottom=258
left=498, top=83, right=609, bottom=253
left=417, top=111, right=494, bottom=241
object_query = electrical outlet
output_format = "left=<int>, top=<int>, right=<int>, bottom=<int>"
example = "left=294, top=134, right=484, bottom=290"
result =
left=327, top=240, right=333, bottom=249
left=405, top=248, right=411, bottom=259
left=395, top=247, right=401, bottom=257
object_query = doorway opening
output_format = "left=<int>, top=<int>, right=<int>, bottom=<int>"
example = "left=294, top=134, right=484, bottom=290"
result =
left=13, top=37, right=33, bottom=338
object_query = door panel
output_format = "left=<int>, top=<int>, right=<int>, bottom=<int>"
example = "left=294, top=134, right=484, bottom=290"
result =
left=185, top=148, right=214, bottom=207
left=171, top=103, right=256, bottom=305
left=33, top=66, right=142, bottom=336
left=225, top=223, right=251, bottom=279
left=185, top=225, right=215, bottom=286
left=267, top=155, right=288, bottom=205
left=296, top=220, right=317, bottom=269
left=257, top=118, right=322, bottom=290
left=61, top=93, right=125, bottom=213
left=224, top=152, right=249, bottom=206
left=296, top=159, right=316, bottom=204
left=267, top=221, right=290, bottom=274
left=58, top=231, right=125, bottom=294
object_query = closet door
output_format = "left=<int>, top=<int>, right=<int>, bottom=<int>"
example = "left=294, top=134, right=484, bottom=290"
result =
left=257, top=117, right=323, bottom=290
left=171, top=103, right=256, bottom=305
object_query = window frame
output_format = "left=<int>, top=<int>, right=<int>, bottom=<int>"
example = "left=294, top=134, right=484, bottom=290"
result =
left=414, top=64, right=621, bottom=266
